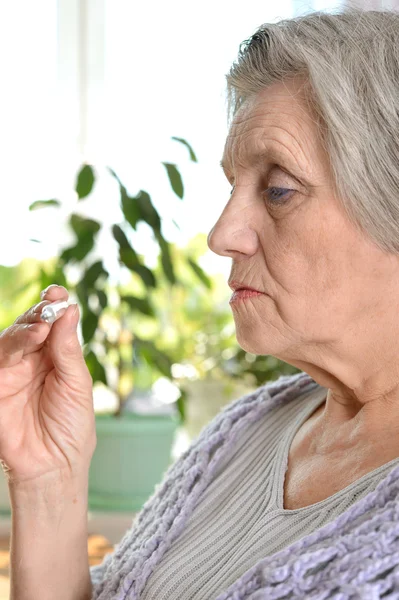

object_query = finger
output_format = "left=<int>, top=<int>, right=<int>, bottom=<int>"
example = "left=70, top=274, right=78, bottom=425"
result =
left=0, top=299, right=67, bottom=366
left=0, top=322, right=48, bottom=368
left=13, top=301, right=59, bottom=325
left=9, top=297, right=71, bottom=360
left=40, top=284, right=69, bottom=303
left=0, top=292, right=71, bottom=368
left=48, top=304, right=92, bottom=387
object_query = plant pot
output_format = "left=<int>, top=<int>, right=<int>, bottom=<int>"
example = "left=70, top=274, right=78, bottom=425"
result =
left=0, top=472, right=11, bottom=515
left=88, top=412, right=180, bottom=512
left=0, top=413, right=179, bottom=516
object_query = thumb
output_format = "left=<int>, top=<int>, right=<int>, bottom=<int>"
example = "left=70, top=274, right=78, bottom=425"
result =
left=49, top=304, right=88, bottom=380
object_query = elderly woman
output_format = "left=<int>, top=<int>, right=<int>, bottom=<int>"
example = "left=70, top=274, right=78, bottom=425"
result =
left=3, top=7, right=399, bottom=600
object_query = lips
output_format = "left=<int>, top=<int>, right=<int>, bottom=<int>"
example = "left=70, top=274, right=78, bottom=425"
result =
left=228, top=280, right=262, bottom=293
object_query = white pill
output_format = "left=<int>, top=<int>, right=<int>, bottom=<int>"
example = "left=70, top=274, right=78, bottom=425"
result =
left=40, top=300, right=69, bottom=324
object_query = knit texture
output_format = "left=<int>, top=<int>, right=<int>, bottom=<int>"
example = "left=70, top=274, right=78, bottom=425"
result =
left=141, top=381, right=398, bottom=599
left=90, top=372, right=399, bottom=599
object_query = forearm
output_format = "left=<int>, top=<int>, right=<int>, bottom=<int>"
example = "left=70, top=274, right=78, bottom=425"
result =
left=8, top=471, right=92, bottom=600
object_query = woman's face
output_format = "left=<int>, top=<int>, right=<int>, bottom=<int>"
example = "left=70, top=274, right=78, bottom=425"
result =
left=207, top=77, right=396, bottom=366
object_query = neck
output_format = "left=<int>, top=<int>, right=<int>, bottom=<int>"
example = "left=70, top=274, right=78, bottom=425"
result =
left=284, top=343, right=399, bottom=454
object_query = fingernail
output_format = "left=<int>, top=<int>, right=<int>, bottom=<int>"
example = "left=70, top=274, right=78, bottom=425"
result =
left=40, top=284, right=61, bottom=300
left=69, top=304, right=79, bottom=330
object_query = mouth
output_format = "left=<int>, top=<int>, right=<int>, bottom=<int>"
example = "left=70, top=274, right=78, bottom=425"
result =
left=228, top=280, right=265, bottom=304
left=228, top=280, right=262, bottom=293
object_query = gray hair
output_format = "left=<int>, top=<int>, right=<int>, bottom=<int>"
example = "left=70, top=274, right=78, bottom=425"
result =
left=226, top=8, right=399, bottom=254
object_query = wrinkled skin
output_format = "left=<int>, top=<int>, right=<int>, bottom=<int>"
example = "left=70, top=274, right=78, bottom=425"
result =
left=208, top=76, right=399, bottom=473
left=0, top=286, right=95, bottom=485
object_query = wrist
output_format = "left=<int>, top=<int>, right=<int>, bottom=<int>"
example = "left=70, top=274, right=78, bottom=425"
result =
left=8, top=469, right=92, bottom=600
left=9, top=469, right=89, bottom=513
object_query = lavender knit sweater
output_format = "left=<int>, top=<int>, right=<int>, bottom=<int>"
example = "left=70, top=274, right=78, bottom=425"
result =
left=90, top=371, right=399, bottom=599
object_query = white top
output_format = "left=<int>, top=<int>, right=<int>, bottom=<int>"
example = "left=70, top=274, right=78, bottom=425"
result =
left=141, top=385, right=399, bottom=599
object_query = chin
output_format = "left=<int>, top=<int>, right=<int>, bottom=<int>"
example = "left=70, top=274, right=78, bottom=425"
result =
left=234, top=321, right=277, bottom=356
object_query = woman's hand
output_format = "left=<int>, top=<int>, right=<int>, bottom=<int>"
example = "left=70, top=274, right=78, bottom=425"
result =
left=0, top=284, right=96, bottom=486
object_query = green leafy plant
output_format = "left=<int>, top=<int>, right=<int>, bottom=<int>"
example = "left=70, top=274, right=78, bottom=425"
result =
left=28, top=137, right=213, bottom=418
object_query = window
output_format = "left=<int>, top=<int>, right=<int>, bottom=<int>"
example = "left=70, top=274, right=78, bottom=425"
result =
left=2, top=0, right=347, bottom=275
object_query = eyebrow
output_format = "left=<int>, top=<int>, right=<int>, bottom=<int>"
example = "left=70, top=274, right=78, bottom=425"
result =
left=220, top=147, right=309, bottom=185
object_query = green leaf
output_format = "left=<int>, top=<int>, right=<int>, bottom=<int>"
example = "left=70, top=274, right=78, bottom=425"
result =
left=187, top=258, right=212, bottom=289
left=134, top=191, right=161, bottom=232
left=121, top=187, right=140, bottom=231
left=83, top=260, right=109, bottom=289
left=96, top=289, right=108, bottom=310
left=60, top=215, right=101, bottom=264
left=112, top=225, right=136, bottom=252
left=75, top=164, right=95, bottom=199
left=176, top=389, right=187, bottom=423
left=76, top=280, right=89, bottom=308
left=84, top=350, right=107, bottom=385
left=109, top=170, right=153, bottom=232
left=29, top=199, right=61, bottom=211
left=70, top=214, right=101, bottom=237
left=112, top=225, right=157, bottom=288
left=162, top=163, right=184, bottom=199
left=82, top=309, right=99, bottom=344
left=119, top=248, right=140, bottom=270
left=119, top=251, right=157, bottom=288
left=171, top=137, right=198, bottom=162
left=112, top=226, right=139, bottom=268
left=75, top=266, right=108, bottom=316
left=132, top=264, right=157, bottom=288
left=60, top=238, right=95, bottom=263
left=121, top=295, right=155, bottom=317
left=155, top=232, right=176, bottom=285
left=107, top=167, right=123, bottom=187
left=134, top=337, right=172, bottom=378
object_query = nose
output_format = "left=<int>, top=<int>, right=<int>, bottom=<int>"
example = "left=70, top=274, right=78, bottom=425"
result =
left=207, top=197, right=258, bottom=259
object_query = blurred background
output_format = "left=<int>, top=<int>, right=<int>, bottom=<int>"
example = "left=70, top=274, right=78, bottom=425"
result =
left=0, top=0, right=392, bottom=595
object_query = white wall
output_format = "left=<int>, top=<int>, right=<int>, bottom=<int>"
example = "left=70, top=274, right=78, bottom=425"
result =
left=1, top=0, right=346, bottom=283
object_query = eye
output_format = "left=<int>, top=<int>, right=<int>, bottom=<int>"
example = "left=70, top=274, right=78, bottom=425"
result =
left=262, top=187, right=294, bottom=207
left=229, top=185, right=295, bottom=207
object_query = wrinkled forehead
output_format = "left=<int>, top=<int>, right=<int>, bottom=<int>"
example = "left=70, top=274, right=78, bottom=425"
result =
left=222, top=80, right=324, bottom=175
left=229, top=75, right=313, bottom=128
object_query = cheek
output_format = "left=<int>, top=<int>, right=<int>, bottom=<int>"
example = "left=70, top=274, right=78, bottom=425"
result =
left=259, top=198, right=353, bottom=308
left=261, top=227, right=317, bottom=297
left=262, top=225, right=346, bottom=326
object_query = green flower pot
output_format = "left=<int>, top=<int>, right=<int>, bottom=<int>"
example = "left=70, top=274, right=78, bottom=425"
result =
left=88, top=413, right=180, bottom=512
